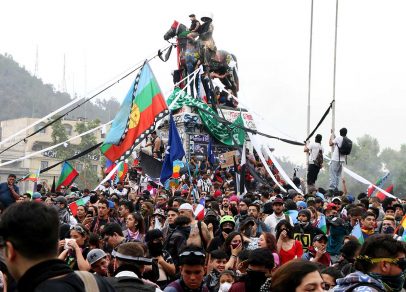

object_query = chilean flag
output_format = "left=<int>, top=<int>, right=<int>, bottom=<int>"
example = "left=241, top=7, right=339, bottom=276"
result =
left=194, top=198, right=205, bottom=221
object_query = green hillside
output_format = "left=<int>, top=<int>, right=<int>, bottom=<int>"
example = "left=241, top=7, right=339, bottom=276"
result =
left=0, top=53, right=119, bottom=122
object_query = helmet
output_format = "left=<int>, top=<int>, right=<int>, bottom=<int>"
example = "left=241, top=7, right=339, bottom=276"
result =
left=220, top=215, right=235, bottom=226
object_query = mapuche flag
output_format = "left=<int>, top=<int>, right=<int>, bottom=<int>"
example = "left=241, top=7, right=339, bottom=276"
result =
left=101, top=62, right=169, bottom=162
left=69, top=196, right=90, bottom=217
left=367, top=172, right=390, bottom=197
left=56, top=162, right=79, bottom=191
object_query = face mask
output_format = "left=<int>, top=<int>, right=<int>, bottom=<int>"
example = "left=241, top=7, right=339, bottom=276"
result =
left=369, top=272, right=406, bottom=292
left=382, top=226, right=395, bottom=234
left=299, top=221, right=309, bottom=227
left=222, top=228, right=233, bottom=234
left=246, top=269, right=267, bottom=284
left=148, top=241, right=163, bottom=257
left=240, top=210, right=248, bottom=216
left=219, top=282, right=232, bottom=292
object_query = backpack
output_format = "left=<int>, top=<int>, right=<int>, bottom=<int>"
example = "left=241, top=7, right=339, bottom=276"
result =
left=338, top=136, right=352, bottom=155
left=313, top=149, right=323, bottom=168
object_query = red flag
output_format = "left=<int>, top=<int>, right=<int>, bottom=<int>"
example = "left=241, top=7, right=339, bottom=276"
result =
left=376, top=185, right=394, bottom=201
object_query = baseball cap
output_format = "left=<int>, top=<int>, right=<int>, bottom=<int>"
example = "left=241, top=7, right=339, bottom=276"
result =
left=326, top=203, right=338, bottom=210
left=87, top=249, right=107, bottom=265
left=54, top=196, right=67, bottom=206
left=179, top=203, right=193, bottom=211
left=158, top=193, right=168, bottom=200
left=332, top=196, right=342, bottom=203
left=273, top=198, right=284, bottom=204
left=229, top=195, right=239, bottom=203
left=315, top=192, right=325, bottom=201
left=153, top=209, right=166, bottom=218
left=313, top=234, right=328, bottom=243
left=32, top=192, right=42, bottom=200
left=214, top=190, right=222, bottom=198
left=306, top=196, right=316, bottom=203
left=296, top=201, right=307, bottom=210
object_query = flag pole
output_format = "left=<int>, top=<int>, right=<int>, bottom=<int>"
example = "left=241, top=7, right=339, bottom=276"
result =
left=332, top=0, right=339, bottom=133
left=306, top=0, right=314, bottom=193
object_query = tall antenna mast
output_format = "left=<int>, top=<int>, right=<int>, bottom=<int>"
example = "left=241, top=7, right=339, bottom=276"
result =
left=61, top=54, right=67, bottom=93
left=34, top=45, right=39, bottom=77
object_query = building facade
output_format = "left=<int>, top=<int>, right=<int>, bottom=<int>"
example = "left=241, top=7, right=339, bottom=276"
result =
left=0, top=117, right=103, bottom=193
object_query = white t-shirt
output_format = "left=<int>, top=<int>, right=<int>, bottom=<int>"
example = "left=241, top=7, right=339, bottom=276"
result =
left=331, top=136, right=345, bottom=162
left=264, top=213, right=293, bottom=236
left=308, top=142, right=323, bottom=164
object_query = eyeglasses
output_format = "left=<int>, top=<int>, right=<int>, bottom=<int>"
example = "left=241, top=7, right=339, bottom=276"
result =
left=179, top=250, right=206, bottom=258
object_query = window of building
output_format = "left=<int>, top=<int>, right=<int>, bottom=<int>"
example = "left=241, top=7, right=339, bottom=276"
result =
left=40, top=161, right=48, bottom=169
left=35, top=122, right=47, bottom=134
left=63, top=124, right=73, bottom=136
left=76, top=163, right=83, bottom=172
left=91, top=164, right=98, bottom=173
left=32, top=143, right=43, bottom=151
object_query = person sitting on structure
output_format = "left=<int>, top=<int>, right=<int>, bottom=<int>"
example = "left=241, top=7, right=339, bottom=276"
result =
left=142, top=131, right=163, bottom=159
left=198, top=14, right=216, bottom=67
left=187, top=14, right=200, bottom=40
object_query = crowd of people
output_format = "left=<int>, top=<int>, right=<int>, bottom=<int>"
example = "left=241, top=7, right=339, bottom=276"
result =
left=0, top=126, right=406, bottom=291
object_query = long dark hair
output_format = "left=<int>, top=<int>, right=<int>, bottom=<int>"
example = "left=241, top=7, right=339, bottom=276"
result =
left=128, top=212, right=146, bottom=235
left=272, top=259, right=321, bottom=292
left=275, top=219, right=294, bottom=240
left=223, top=231, right=243, bottom=256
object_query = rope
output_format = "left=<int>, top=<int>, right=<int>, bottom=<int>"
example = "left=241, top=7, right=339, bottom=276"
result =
left=39, top=142, right=103, bottom=174
left=0, top=121, right=111, bottom=167
left=0, top=45, right=172, bottom=155
left=305, top=100, right=334, bottom=142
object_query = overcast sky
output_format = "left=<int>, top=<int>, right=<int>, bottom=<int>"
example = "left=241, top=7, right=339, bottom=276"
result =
left=1, top=0, right=406, bottom=166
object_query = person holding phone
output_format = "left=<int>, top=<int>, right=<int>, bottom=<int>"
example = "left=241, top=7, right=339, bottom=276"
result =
left=0, top=174, right=20, bottom=208
left=222, top=232, right=244, bottom=270
left=276, top=220, right=303, bottom=265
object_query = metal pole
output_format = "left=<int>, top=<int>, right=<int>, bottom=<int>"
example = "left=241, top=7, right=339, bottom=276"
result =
left=305, top=0, right=314, bottom=193
left=332, top=0, right=339, bottom=133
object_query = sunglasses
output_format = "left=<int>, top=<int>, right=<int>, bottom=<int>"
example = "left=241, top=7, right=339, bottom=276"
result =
left=70, top=225, right=86, bottom=235
left=179, top=251, right=206, bottom=258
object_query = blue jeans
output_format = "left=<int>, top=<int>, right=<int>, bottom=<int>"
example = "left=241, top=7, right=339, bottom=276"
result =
left=329, top=160, right=343, bottom=190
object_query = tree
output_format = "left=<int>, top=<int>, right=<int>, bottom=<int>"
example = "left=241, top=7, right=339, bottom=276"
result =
left=73, top=119, right=102, bottom=188
left=51, top=118, right=73, bottom=160
left=380, top=144, right=406, bottom=197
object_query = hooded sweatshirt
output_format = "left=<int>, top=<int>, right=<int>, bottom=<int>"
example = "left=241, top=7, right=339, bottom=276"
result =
left=334, top=271, right=385, bottom=292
